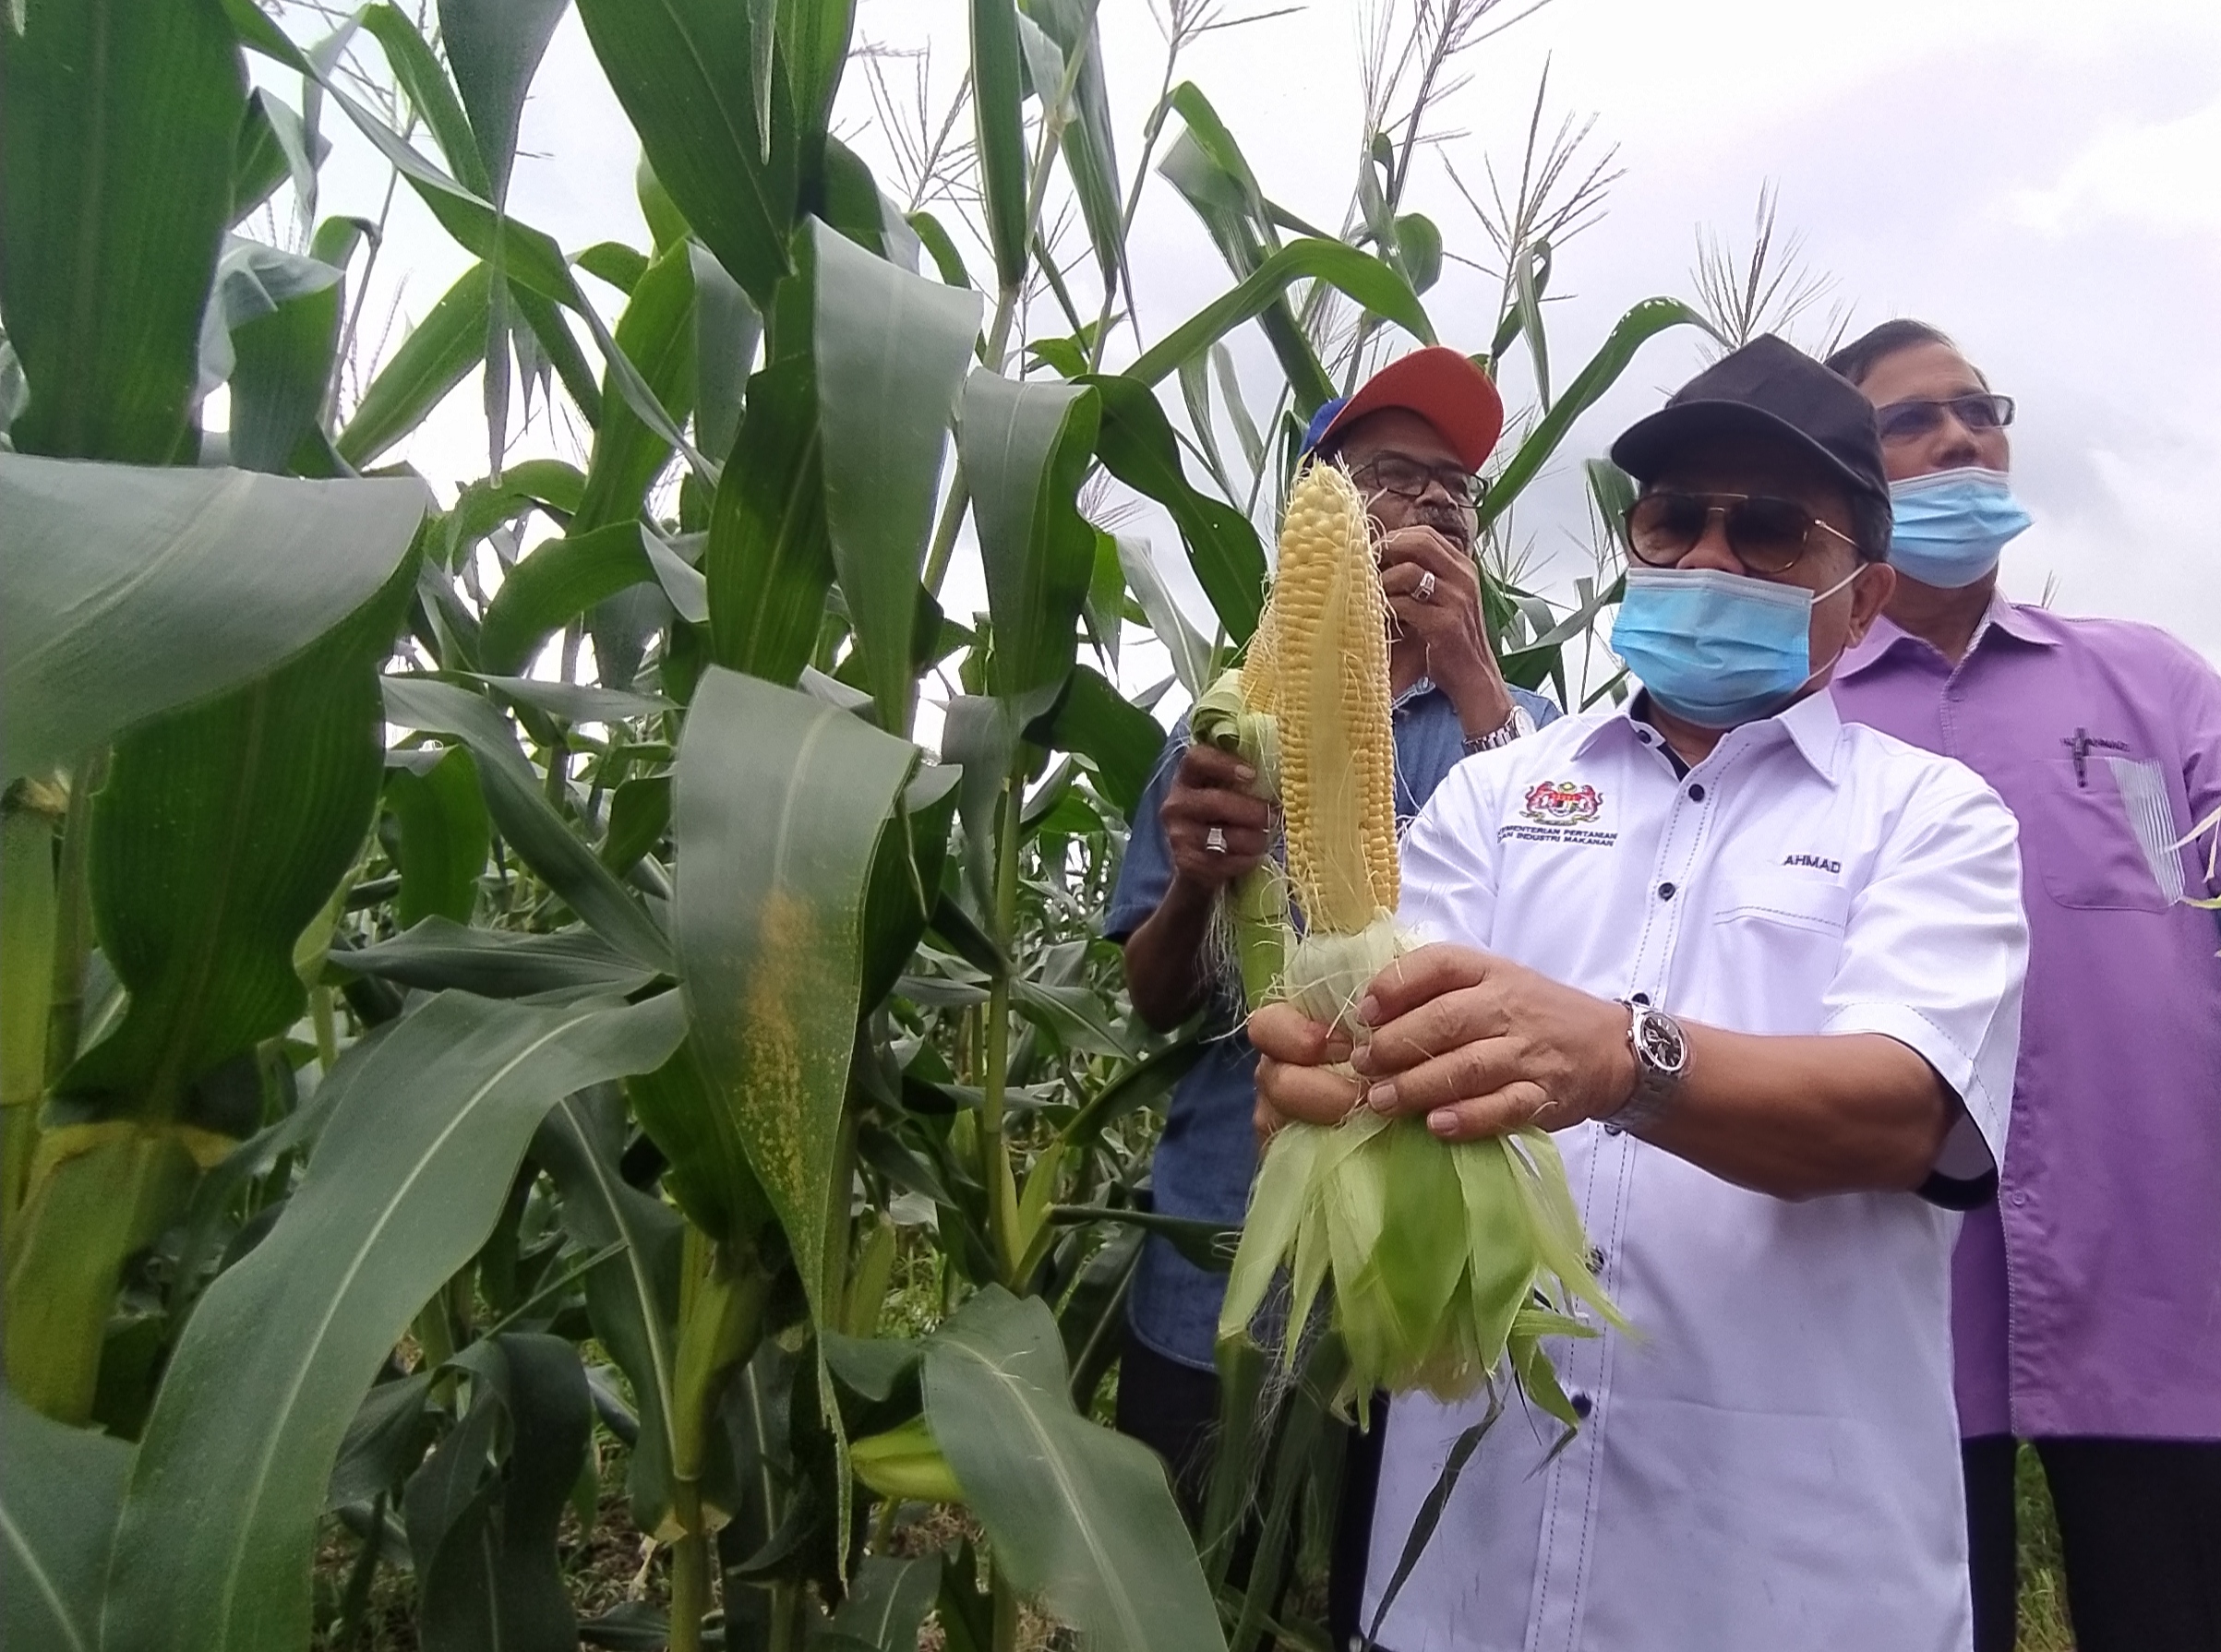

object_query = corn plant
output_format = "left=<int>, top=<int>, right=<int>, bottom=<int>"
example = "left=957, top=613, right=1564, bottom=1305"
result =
left=0, top=2, right=1703, bottom=1649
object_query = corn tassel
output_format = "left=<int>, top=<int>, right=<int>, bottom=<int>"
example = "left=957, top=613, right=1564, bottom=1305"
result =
left=1211, top=460, right=1625, bottom=1418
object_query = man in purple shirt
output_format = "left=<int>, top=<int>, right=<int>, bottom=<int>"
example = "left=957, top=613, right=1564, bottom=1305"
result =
left=1826, top=318, right=2221, bottom=1652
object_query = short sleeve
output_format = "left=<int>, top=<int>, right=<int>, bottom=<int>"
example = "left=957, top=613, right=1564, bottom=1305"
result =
left=1514, top=686, right=1563, bottom=730
left=1396, top=761, right=1503, bottom=950
left=1105, top=729, right=1187, bottom=942
left=1820, top=763, right=2029, bottom=1191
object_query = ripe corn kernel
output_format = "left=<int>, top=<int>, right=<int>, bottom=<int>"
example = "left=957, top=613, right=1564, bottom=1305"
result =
left=1252, top=461, right=1397, bottom=937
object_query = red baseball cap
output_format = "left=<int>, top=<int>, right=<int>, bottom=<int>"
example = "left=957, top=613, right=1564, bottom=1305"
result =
left=1302, top=345, right=1506, bottom=473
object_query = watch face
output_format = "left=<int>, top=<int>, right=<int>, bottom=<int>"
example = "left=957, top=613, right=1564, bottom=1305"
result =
left=1638, top=1012, right=1687, bottom=1074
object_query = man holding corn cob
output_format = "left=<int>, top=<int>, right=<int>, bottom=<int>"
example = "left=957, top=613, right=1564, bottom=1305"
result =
left=1108, top=347, right=1558, bottom=1503
left=1253, top=337, right=2032, bottom=1650
left=1824, top=319, right=2221, bottom=1652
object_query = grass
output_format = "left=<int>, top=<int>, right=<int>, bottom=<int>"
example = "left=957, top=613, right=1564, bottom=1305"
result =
left=2017, top=1442, right=2075, bottom=1651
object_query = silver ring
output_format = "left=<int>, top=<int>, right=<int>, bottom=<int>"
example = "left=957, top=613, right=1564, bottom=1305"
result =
left=1205, top=825, right=1229, bottom=854
left=1414, top=569, right=1437, bottom=604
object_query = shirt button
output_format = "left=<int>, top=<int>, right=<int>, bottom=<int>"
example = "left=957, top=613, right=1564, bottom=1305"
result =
left=1569, top=1391, right=1594, bottom=1419
left=1687, top=783, right=1707, bottom=802
left=1658, top=881, right=1676, bottom=901
left=2009, top=1189, right=2029, bottom=1208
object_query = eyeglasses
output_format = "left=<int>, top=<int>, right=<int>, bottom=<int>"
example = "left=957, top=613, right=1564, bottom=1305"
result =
left=1873, top=392, right=2015, bottom=444
left=1623, top=491, right=1858, bottom=576
left=1349, top=454, right=1486, bottom=509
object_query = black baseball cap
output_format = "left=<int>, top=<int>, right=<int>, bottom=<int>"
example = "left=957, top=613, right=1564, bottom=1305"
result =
left=1609, top=334, right=1888, bottom=511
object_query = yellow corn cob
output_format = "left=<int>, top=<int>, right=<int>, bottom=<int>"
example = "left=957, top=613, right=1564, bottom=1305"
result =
left=1255, top=461, right=1398, bottom=937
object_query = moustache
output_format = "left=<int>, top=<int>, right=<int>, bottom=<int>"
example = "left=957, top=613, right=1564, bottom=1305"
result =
left=1406, top=504, right=1472, bottom=548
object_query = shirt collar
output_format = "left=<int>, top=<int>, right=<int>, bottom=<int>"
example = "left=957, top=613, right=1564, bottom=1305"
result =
left=1839, top=590, right=2058, bottom=678
left=1575, top=688, right=1843, bottom=785
left=1393, top=675, right=1447, bottom=713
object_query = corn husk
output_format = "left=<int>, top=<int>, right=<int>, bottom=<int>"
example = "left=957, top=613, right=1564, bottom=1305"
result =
left=1205, top=461, right=1626, bottom=1418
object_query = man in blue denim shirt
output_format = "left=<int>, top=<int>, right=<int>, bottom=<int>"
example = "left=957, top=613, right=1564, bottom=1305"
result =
left=1107, top=347, right=1560, bottom=1502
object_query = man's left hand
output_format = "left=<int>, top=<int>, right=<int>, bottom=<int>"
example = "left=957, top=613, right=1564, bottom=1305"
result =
left=1348, top=943, right=1636, bottom=1141
left=1376, top=526, right=1515, bottom=736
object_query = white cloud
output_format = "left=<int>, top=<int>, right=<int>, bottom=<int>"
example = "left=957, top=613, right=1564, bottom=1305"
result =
left=2001, top=101, right=2221, bottom=237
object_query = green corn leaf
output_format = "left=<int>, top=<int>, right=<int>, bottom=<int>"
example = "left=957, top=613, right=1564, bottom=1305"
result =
left=403, top=1333, right=590, bottom=1651
left=1395, top=210, right=1444, bottom=294
left=923, top=1287, right=1225, bottom=1652
left=577, top=240, right=650, bottom=296
left=336, top=261, right=491, bottom=468
left=858, top=764, right=961, bottom=1013
left=476, top=522, right=658, bottom=677
left=810, top=222, right=983, bottom=730
left=622, top=1034, right=773, bottom=1262
left=340, top=919, right=659, bottom=1001
left=1084, top=373, right=1267, bottom=644
left=230, top=88, right=326, bottom=228
left=969, top=0, right=1029, bottom=289
left=0, top=456, right=426, bottom=784
left=533, top=1088, right=685, bottom=1532
left=1, top=0, right=245, bottom=462
left=437, top=0, right=569, bottom=200
left=1115, top=533, right=1213, bottom=697
left=572, top=240, right=698, bottom=534
left=1021, top=0, right=1126, bottom=305
left=98, top=991, right=686, bottom=1652
left=1165, top=83, right=1271, bottom=235
left=384, top=745, right=491, bottom=928
left=1480, top=297, right=1716, bottom=531
left=907, top=209, right=978, bottom=292
left=959, top=369, right=1100, bottom=705
left=379, top=676, right=672, bottom=970
left=0, top=1384, right=133, bottom=1652
left=1123, top=237, right=1435, bottom=389
left=672, top=666, right=915, bottom=1308
left=777, top=0, right=855, bottom=162
left=938, top=695, right=1020, bottom=918
left=54, top=554, right=414, bottom=1126
left=1025, top=664, right=1163, bottom=821
left=704, top=356, right=834, bottom=685
left=826, top=1555, right=942, bottom=1652
left=355, top=6, right=493, bottom=198
left=507, top=280, right=606, bottom=429
left=693, top=244, right=762, bottom=461
left=221, top=246, right=344, bottom=474
left=573, top=0, right=796, bottom=306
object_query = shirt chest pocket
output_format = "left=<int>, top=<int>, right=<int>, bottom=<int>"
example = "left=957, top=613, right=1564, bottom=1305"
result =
left=2025, top=757, right=2176, bottom=913
left=1713, top=875, right=1855, bottom=935
left=1704, top=875, right=1853, bottom=1013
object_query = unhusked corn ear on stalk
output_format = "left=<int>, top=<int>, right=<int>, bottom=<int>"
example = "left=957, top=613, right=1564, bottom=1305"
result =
left=1215, top=459, right=1624, bottom=1419
left=1189, top=669, right=1286, bottom=1007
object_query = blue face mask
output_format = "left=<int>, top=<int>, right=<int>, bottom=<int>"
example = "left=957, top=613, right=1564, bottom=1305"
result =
left=1888, top=467, right=2033, bottom=588
left=1610, top=566, right=1857, bottom=729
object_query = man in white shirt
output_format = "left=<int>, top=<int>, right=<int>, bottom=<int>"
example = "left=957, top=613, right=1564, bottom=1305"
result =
left=1251, top=336, right=2030, bottom=1651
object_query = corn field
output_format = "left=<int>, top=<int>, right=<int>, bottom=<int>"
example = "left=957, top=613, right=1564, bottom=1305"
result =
left=0, top=1, right=2067, bottom=1649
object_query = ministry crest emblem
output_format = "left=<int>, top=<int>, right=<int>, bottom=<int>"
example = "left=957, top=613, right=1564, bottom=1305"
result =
left=1522, top=779, right=1603, bottom=826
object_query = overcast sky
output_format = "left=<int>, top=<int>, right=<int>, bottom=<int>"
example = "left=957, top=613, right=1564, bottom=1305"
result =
left=284, top=0, right=2221, bottom=674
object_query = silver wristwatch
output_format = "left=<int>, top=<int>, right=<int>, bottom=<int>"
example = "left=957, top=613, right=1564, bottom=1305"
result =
left=1463, top=702, right=1534, bottom=754
left=1603, top=1000, right=1688, bottom=1135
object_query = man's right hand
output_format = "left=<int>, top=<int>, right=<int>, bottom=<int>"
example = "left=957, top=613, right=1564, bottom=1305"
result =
left=1160, top=742, right=1272, bottom=892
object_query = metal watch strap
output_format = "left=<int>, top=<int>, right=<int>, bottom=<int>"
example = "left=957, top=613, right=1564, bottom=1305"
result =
left=1603, top=1000, right=1687, bottom=1136
left=1463, top=701, right=1534, bottom=754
